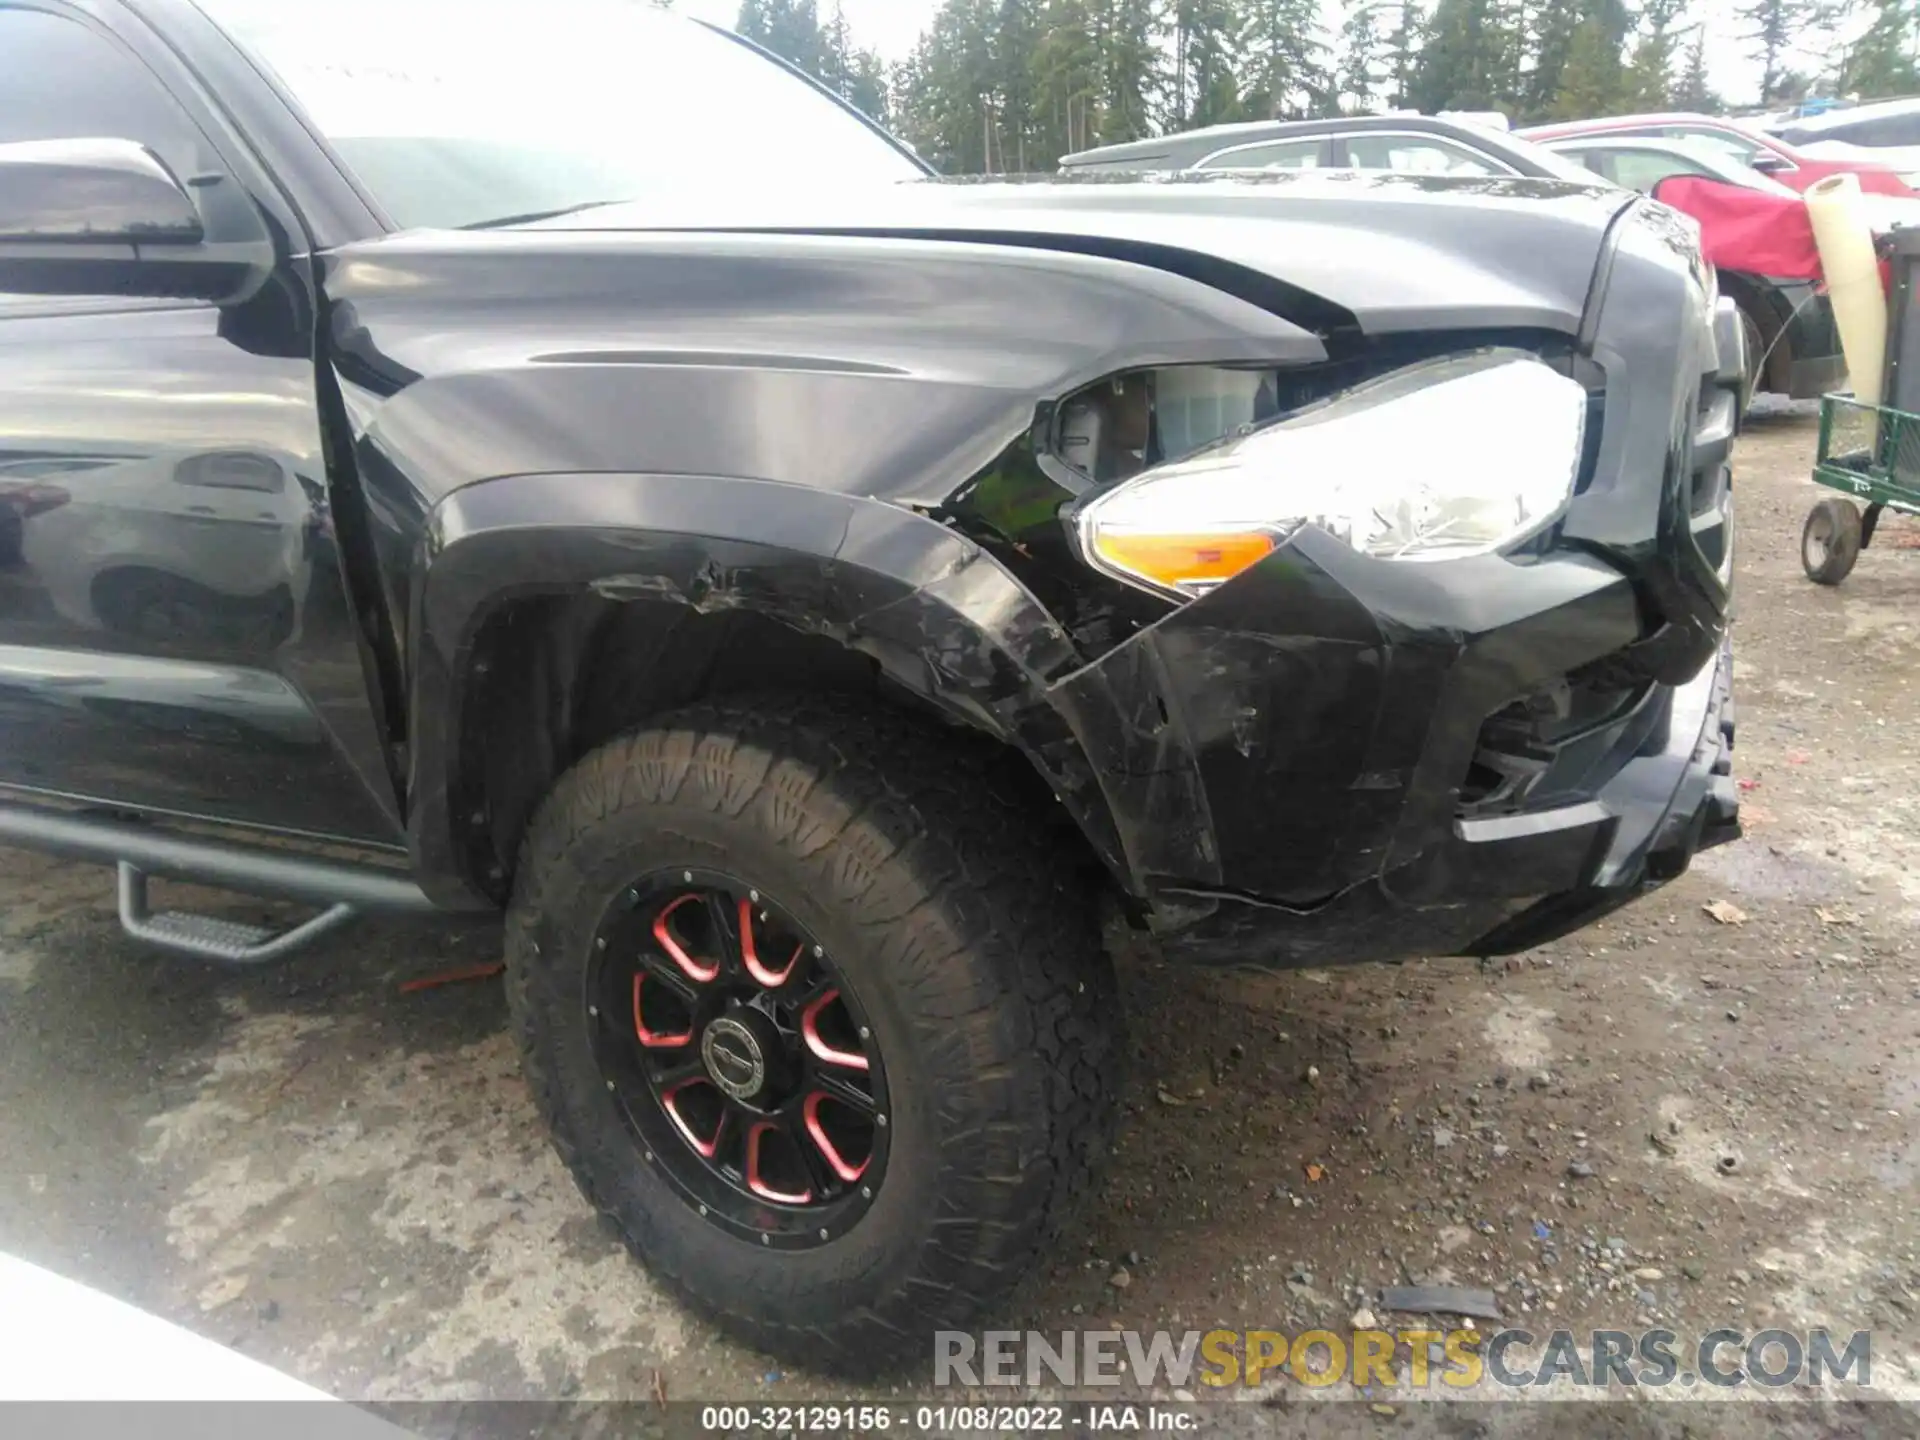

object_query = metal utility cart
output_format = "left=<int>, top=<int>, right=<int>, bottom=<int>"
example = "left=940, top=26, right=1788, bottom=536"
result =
left=1804, top=226, right=1920, bottom=585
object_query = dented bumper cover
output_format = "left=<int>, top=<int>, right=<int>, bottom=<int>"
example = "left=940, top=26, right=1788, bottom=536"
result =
left=1048, top=220, right=1743, bottom=967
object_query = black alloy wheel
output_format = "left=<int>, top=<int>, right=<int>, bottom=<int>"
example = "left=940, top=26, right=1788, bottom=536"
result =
left=587, top=870, right=888, bottom=1247
left=506, top=698, right=1122, bottom=1372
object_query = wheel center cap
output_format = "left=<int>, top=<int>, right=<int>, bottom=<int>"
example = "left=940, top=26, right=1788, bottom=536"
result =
left=701, top=1016, right=767, bottom=1101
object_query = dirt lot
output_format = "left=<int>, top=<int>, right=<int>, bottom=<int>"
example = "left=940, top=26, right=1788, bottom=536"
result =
left=1, top=412, right=1918, bottom=1432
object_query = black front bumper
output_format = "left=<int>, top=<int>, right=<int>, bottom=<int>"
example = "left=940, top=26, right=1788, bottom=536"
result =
left=1118, top=547, right=1741, bottom=970
left=1060, top=205, right=1742, bottom=969
left=1455, top=635, right=1739, bottom=955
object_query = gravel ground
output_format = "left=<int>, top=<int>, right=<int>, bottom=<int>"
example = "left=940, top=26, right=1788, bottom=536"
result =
left=1, top=412, right=1917, bottom=1435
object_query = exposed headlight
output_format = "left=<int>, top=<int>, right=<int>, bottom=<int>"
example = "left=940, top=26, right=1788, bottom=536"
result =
left=1075, top=351, right=1587, bottom=598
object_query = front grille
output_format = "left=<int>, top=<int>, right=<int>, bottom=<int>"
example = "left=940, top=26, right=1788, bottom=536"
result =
left=1457, top=674, right=1650, bottom=818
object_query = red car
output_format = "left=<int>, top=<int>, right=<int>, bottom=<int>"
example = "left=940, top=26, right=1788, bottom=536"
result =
left=1517, top=112, right=1918, bottom=197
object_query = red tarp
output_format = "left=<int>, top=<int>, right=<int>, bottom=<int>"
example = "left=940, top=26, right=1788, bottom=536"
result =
left=1651, top=175, right=1826, bottom=282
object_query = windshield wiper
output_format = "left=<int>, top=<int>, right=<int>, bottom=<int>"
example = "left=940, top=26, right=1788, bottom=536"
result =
left=461, top=200, right=627, bottom=230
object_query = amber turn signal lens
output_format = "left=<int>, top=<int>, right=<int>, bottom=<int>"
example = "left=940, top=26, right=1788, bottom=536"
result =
left=1089, top=530, right=1276, bottom=592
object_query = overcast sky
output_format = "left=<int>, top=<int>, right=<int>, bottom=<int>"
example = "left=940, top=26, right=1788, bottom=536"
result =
left=675, top=0, right=1827, bottom=115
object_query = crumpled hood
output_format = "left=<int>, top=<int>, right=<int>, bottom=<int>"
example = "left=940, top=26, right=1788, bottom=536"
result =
left=526, top=169, right=1638, bottom=336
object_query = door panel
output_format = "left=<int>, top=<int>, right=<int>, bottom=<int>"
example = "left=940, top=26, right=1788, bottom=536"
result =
left=0, top=3, right=401, bottom=843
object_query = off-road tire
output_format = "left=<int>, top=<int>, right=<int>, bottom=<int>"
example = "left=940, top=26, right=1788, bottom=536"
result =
left=505, top=699, right=1121, bottom=1373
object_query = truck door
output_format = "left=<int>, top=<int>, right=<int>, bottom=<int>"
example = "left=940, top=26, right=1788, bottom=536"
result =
left=0, top=1, right=400, bottom=844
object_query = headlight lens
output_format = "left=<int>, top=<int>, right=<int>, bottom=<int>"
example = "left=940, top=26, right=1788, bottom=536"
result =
left=1076, top=351, right=1587, bottom=598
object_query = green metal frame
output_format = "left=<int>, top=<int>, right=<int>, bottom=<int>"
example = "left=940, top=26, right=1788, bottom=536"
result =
left=1812, top=394, right=1920, bottom=515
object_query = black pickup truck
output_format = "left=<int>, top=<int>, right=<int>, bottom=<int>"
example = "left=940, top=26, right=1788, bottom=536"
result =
left=0, top=0, right=1740, bottom=1374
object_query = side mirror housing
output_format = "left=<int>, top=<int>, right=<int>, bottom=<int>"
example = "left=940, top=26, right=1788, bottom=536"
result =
left=0, top=138, right=271, bottom=303
left=1748, top=152, right=1791, bottom=175
left=0, top=136, right=204, bottom=242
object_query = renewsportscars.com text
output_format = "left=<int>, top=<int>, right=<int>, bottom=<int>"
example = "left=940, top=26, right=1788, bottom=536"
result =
left=935, top=1328, right=1873, bottom=1391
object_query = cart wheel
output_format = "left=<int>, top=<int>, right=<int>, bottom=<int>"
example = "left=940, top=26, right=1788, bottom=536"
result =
left=1802, top=496, right=1863, bottom=586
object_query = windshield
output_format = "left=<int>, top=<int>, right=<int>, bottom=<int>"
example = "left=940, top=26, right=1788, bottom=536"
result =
left=193, top=0, right=925, bottom=230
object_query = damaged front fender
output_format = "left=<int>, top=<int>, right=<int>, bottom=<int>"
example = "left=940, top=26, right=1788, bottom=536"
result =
left=409, top=468, right=1224, bottom=907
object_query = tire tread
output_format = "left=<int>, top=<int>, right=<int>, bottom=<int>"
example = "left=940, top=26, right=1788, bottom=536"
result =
left=505, top=696, right=1120, bottom=1372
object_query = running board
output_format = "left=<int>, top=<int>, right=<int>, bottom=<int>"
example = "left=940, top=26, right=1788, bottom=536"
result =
left=118, top=863, right=358, bottom=965
left=0, top=800, right=439, bottom=965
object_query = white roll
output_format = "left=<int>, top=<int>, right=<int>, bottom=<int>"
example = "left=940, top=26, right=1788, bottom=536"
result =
left=1805, top=173, right=1888, bottom=405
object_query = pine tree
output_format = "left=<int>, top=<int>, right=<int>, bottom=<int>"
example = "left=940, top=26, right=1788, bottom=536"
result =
left=1841, top=0, right=1920, bottom=100
left=1172, top=0, right=1243, bottom=126
left=816, top=3, right=892, bottom=121
left=1626, top=0, right=1688, bottom=109
left=1524, top=0, right=1585, bottom=119
left=1673, top=24, right=1722, bottom=108
left=1408, top=0, right=1522, bottom=112
left=1032, top=0, right=1104, bottom=158
left=1384, top=0, right=1423, bottom=106
left=1337, top=0, right=1390, bottom=112
left=892, top=0, right=1000, bottom=171
left=1238, top=0, right=1332, bottom=119
left=1549, top=12, right=1630, bottom=118
left=1736, top=0, right=1820, bottom=104
left=1096, top=0, right=1167, bottom=142
left=991, top=0, right=1045, bottom=171
left=736, top=0, right=827, bottom=71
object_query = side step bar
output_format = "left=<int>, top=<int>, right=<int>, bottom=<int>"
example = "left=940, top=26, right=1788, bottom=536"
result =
left=0, top=801, right=438, bottom=965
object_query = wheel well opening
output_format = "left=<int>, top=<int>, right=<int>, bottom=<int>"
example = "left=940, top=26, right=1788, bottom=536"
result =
left=454, top=592, right=1103, bottom=900
left=1720, top=275, right=1789, bottom=394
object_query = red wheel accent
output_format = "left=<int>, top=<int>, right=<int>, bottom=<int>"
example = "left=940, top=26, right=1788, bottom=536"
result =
left=661, top=1078, right=722, bottom=1158
left=653, top=894, right=720, bottom=982
left=746, top=1122, right=812, bottom=1204
left=739, top=898, right=801, bottom=988
left=801, top=988, right=869, bottom=1072
left=631, top=973, right=692, bottom=1048
left=803, top=1091, right=869, bottom=1183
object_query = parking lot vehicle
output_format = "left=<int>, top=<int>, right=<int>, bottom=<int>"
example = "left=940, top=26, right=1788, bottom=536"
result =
left=1066, top=116, right=1843, bottom=407
left=0, top=0, right=1740, bottom=1372
left=1771, top=97, right=1920, bottom=155
left=1059, top=112, right=1605, bottom=182
left=1538, top=135, right=1850, bottom=402
left=1518, top=112, right=1920, bottom=196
